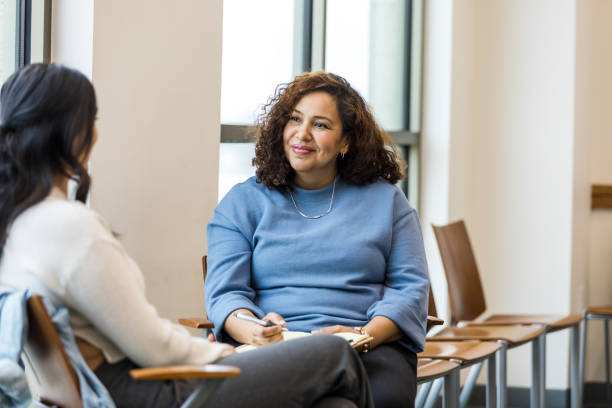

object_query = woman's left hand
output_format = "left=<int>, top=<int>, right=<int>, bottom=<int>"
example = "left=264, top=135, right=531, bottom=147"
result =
left=311, top=325, right=360, bottom=335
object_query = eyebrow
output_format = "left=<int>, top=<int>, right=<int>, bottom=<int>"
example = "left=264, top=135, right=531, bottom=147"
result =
left=293, top=109, right=333, bottom=123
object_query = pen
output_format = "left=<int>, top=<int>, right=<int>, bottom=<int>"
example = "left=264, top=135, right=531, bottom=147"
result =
left=234, top=312, right=288, bottom=331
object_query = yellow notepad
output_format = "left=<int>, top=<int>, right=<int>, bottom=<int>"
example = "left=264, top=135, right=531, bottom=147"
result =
left=235, top=331, right=373, bottom=353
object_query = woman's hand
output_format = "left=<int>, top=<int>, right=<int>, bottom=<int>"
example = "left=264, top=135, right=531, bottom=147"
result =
left=248, top=312, right=286, bottom=346
left=223, top=309, right=286, bottom=346
left=311, top=325, right=360, bottom=335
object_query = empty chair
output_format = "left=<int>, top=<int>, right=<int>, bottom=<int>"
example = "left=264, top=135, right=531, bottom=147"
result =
left=432, top=220, right=582, bottom=408
left=418, top=288, right=501, bottom=408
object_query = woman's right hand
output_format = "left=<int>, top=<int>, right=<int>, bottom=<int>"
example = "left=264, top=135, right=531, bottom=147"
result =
left=224, top=309, right=286, bottom=346
left=248, top=312, right=286, bottom=346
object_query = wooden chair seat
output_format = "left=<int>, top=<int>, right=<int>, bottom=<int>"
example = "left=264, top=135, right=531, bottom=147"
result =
left=419, top=340, right=500, bottom=363
left=585, top=305, right=612, bottom=316
left=130, top=364, right=240, bottom=381
left=459, top=313, right=583, bottom=332
left=416, top=358, right=460, bottom=384
left=428, top=324, right=545, bottom=346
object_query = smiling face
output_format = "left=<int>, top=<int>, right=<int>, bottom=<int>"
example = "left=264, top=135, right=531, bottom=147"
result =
left=282, top=91, right=349, bottom=189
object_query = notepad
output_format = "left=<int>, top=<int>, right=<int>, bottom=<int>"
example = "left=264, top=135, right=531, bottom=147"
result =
left=235, top=330, right=373, bottom=353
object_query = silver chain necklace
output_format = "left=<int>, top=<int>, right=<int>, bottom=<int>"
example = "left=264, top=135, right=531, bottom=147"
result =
left=288, top=178, right=337, bottom=219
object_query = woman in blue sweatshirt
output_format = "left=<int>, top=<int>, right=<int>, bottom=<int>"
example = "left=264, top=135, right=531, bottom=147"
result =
left=206, top=72, right=429, bottom=407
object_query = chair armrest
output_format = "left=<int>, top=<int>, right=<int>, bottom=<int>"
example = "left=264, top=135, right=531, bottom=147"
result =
left=426, top=316, right=444, bottom=332
left=130, top=364, right=240, bottom=380
left=178, top=317, right=214, bottom=329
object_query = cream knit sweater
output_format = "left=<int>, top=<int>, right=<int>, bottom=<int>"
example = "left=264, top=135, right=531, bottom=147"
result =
left=0, top=188, right=232, bottom=367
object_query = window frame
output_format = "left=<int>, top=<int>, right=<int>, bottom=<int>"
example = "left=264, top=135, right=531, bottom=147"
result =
left=10, top=0, right=52, bottom=74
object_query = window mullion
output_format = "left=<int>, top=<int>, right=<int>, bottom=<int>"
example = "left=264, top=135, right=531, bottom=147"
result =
left=310, top=0, right=326, bottom=71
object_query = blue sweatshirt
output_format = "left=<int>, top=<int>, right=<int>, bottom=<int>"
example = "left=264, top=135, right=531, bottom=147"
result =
left=205, top=176, right=429, bottom=353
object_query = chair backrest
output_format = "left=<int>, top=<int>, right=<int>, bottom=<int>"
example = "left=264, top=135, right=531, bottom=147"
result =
left=202, top=255, right=209, bottom=319
left=432, top=220, right=487, bottom=325
left=22, top=295, right=82, bottom=408
left=202, top=255, right=208, bottom=282
left=428, top=286, right=437, bottom=318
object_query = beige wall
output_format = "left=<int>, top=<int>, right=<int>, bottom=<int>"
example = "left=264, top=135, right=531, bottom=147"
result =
left=422, top=0, right=611, bottom=390
left=52, top=0, right=223, bottom=328
left=583, top=0, right=612, bottom=383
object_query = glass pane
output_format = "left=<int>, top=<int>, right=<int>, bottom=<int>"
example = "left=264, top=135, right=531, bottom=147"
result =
left=0, top=0, right=17, bottom=85
left=325, top=0, right=409, bottom=131
left=218, top=143, right=256, bottom=202
left=220, top=0, right=295, bottom=124
left=324, top=0, right=370, bottom=99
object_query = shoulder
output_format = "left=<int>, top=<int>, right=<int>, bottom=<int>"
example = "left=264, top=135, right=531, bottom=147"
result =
left=346, top=178, right=415, bottom=211
left=216, top=176, right=278, bottom=216
left=13, top=198, right=113, bottom=243
left=223, top=176, right=267, bottom=198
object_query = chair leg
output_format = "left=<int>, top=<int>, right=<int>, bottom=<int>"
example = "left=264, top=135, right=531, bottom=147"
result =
left=579, top=313, right=587, bottom=406
left=443, top=368, right=460, bottom=408
left=459, top=361, right=482, bottom=408
left=570, top=323, right=580, bottom=408
left=606, top=318, right=611, bottom=405
left=497, top=341, right=508, bottom=408
left=486, top=354, right=496, bottom=408
left=539, top=334, right=546, bottom=408
left=424, top=378, right=444, bottom=408
left=180, top=378, right=226, bottom=408
left=531, top=335, right=543, bottom=408
left=416, top=381, right=434, bottom=408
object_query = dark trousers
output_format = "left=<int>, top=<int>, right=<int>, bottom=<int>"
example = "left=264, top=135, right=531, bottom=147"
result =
left=95, top=334, right=373, bottom=408
left=360, top=342, right=418, bottom=408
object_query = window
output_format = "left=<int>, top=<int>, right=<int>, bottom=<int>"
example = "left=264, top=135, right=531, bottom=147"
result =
left=0, top=0, right=51, bottom=86
left=219, top=0, right=422, bottom=206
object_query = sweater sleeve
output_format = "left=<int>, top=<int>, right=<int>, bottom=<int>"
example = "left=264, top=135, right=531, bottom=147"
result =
left=205, top=205, right=264, bottom=341
left=366, top=193, right=430, bottom=353
left=64, top=237, right=233, bottom=367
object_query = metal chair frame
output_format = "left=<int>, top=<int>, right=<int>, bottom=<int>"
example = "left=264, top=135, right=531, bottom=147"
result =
left=579, top=308, right=612, bottom=406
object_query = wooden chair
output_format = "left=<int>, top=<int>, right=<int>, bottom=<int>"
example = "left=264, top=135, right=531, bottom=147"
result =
left=22, top=294, right=239, bottom=408
left=579, top=305, right=612, bottom=406
left=417, top=288, right=501, bottom=408
left=432, top=220, right=583, bottom=408
left=180, top=256, right=445, bottom=336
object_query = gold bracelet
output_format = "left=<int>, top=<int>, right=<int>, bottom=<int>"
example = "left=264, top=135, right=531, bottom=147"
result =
left=355, top=327, right=372, bottom=353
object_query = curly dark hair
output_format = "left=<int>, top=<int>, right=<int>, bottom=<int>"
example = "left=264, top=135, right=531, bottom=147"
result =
left=253, top=71, right=405, bottom=190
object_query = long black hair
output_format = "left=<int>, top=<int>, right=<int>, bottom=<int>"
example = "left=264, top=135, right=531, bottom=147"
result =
left=0, top=64, right=97, bottom=254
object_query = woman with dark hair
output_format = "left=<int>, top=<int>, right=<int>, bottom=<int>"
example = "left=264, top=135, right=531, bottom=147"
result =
left=0, top=64, right=374, bottom=408
left=206, top=71, right=430, bottom=407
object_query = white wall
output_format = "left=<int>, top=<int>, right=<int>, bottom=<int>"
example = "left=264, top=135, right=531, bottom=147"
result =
left=421, top=0, right=605, bottom=390
left=51, top=0, right=223, bottom=328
